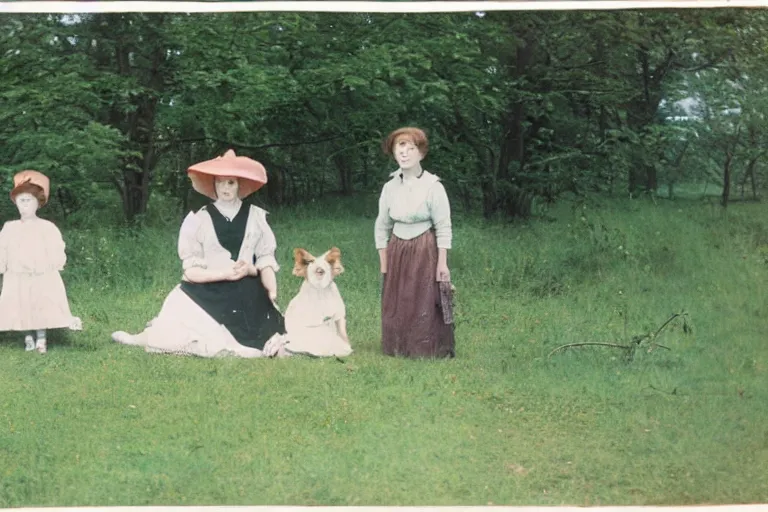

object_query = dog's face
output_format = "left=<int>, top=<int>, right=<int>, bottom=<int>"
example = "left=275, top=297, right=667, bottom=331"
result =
left=292, top=247, right=344, bottom=289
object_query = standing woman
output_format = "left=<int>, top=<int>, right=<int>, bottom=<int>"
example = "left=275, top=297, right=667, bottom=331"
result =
left=375, top=127, right=455, bottom=358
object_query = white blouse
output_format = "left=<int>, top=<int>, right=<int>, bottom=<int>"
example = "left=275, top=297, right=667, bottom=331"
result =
left=0, top=219, right=67, bottom=274
left=374, top=170, right=452, bottom=249
left=177, top=204, right=279, bottom=275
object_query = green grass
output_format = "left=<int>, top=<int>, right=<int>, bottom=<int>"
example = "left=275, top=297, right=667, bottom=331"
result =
left=1, top=193, right=767, bottom=507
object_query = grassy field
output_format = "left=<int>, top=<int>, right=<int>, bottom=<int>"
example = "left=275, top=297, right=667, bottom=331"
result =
left=0, top=191, right=766, bottom=507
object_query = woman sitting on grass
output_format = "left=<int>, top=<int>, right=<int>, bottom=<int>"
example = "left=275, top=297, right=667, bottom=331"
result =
left=375, top=126, right=455, bottom=358
left=111, top=150, right=287, bottom=358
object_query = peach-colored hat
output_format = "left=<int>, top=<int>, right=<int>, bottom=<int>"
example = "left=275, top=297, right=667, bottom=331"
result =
left=10, top=170, right=50, bottom=206
left=187, top=149, right=268, bottom=200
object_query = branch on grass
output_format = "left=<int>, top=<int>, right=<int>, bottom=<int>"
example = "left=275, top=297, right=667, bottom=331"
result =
left=651, top=312, right=684, bottom=340
left=548, top=342, right=631, bottom=358
left=649, top=384, right=678, bottom=395
left=548, top=311, right=688, bottom=359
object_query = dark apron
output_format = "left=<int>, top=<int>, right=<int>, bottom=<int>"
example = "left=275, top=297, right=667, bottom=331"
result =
left=180, top=204, right=285, bottom=350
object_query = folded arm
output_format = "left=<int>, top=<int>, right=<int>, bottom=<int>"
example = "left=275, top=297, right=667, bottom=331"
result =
left=178, top=211, right=235, bottom=283
left=183, top=265, right=235, bottom=284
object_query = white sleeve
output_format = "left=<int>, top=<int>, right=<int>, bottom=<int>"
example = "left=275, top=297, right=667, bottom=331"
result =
left=429, top=182, right=452, bottom=249
left=251, top=208, right=280, bottom=272
left=374, top=183, right=394, bottom=249
left=177, top=211, right=206, bottom=270
left=48, top=223, right=67, bottom=271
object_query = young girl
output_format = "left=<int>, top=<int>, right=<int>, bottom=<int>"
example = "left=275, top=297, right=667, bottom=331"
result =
left=0, top=170, right=81, bottom=353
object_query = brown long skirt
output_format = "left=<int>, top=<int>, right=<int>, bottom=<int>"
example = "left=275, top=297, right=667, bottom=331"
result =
left=381, top=230, right=455, bottom=358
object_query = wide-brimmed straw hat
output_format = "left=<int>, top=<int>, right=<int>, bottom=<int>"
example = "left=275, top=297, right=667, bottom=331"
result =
left=10, top=170, right=50, bottom=207
left=187, top=149, right=268, bottom=200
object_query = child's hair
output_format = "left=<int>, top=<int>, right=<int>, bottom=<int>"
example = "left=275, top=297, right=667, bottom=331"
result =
left=12, top=182, right=47, bottom=206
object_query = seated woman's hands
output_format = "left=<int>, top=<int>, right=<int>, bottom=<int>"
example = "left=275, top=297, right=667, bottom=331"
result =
left=226, top=262, right=248, bottom=281
left=222, top=260, right=278, bottom=304
left=226, top=260, right=259, bottom=281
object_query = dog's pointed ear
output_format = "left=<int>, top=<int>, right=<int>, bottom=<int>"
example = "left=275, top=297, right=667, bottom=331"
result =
left=325, top=247, right=344, bottom=276
left=293, top=248, right=314, bottom=277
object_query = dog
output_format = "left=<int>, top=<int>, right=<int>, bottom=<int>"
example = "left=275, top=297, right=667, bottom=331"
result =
left=282, top=246, right=352, bottom=357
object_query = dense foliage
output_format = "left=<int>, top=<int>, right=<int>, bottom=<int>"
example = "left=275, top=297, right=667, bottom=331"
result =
left=1, top=9, right=766, bottom=221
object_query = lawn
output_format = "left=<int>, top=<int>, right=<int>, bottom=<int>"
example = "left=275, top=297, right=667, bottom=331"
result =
left=0, top=193, right=766, bottom=507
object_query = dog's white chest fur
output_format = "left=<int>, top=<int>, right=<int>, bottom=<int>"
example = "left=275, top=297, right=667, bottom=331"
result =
left=285, top=281, right=345, bottom=330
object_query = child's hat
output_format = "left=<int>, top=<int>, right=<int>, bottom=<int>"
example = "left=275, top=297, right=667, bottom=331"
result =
left=10, top=170, right=50, bottom=206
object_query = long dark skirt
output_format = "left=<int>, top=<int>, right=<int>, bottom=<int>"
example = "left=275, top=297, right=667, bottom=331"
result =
left=181, top=276, right=285, bottom=351
left=381, top=230, right=455, bottom=358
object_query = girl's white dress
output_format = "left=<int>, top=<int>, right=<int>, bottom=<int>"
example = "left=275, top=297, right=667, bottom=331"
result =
left=0, top=218, right=75, bottom=331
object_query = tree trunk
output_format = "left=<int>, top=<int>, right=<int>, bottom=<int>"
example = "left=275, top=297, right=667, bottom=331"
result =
left=625, top=43, right=670, bottom=195
left=333, top=152, right=354, bottom=196
left=121, top=166, right=150, bottom=221
left=741, top=156, right=760, bottom=201
left=94, top=13, right=169, bottom=222
left=743, top=127, right=762, bottom=201
left=646, top=166, right=658, bottom=191
left=481, top=177, right=497, bottom=219
left=496, top=35, right=535, bottom=217
left=750, top=163, right=758, bottom=200
left=721, top=126, right=743, bottom=208
left=266, top=166, right=285, bottom=206
left=721, top=150, right=733, bottom=209
left=361, top=156, right=371, bottom=190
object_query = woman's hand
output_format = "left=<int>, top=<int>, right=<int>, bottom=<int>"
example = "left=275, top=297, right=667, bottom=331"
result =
left=436, top=262, right=450, bottom=282
left=233, top=259, right=259, bottom=277
left=378, top=248, right=387, bottom=274
left=226, top=261, right=250, bottom=281
left=260, top=266, right=278, bottom=304
left=436, top=248, right=450, bottom=282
